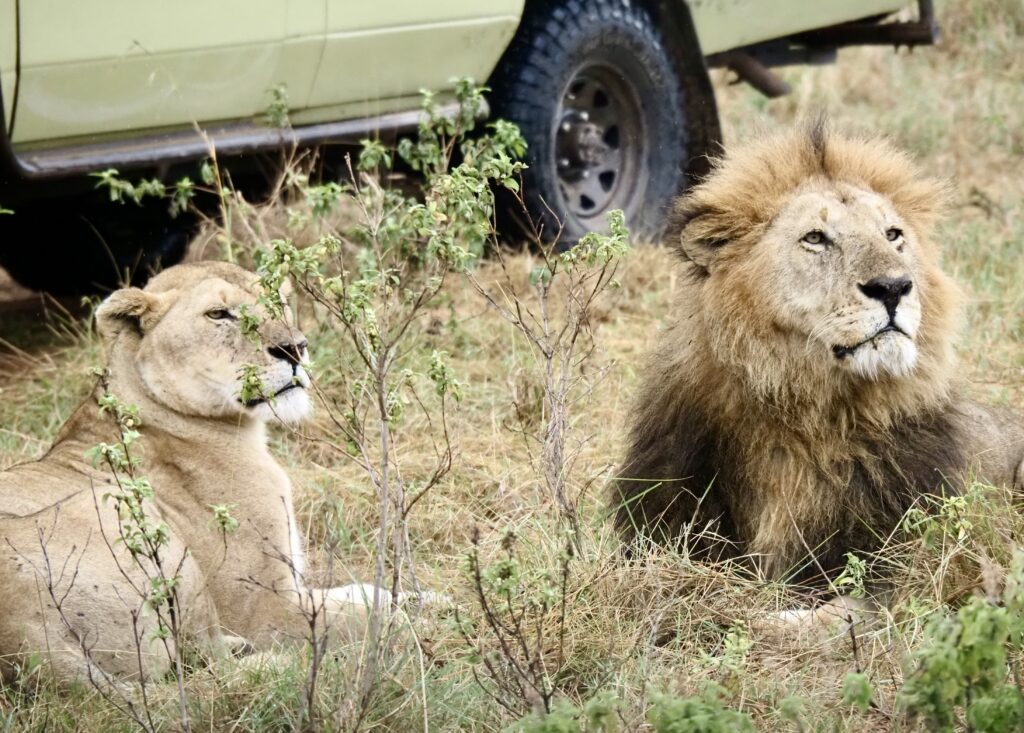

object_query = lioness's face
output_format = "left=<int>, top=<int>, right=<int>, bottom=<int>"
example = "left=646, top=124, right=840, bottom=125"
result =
left=750, top=182, right=923, bottom=380
left=134, top=277, right=313, bottom=424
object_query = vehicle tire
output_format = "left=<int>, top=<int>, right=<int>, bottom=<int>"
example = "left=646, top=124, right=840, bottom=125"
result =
left=490, top=0, right=689, bottom=243
left=0, top=194, right=194, bottom=295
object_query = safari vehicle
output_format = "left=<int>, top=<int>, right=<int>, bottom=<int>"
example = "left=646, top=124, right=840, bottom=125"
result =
left=0, top=0, right=936, bottom=292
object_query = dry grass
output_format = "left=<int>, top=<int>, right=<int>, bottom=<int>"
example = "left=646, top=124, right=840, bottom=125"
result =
left=1, top=0, right=1022, bottom=730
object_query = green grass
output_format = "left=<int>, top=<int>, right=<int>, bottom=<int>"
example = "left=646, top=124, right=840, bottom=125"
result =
left=2, top=0, right=1024, bottom=730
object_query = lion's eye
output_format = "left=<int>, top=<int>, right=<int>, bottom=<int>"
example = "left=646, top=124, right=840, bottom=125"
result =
left=206, top=308, right=236, bottom=321
left=802, top=230, right=829, bottom=247
left=886, top=227, right=903, bottom=242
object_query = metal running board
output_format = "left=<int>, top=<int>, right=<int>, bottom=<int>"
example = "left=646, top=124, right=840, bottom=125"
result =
left=11, top=102, right=463, bottom=179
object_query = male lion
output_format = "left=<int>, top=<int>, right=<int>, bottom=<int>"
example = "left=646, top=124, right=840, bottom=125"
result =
left=0, top=261, right=393, bottom=682
left=613, top=123, right=1024, bottom=593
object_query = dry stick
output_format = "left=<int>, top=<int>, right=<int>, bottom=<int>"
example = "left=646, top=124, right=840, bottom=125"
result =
left=300, top=554, right=331, bottom=733
left=373, top=355, right=404, bottom=615
left=556, top=544, right=571, bottom=672
left=87, top=487, right=161, bottom=722
left=403, top=390, right=453, bottom=518
left=351, top=357, right=392, bottom=712
left=473, top=193, right=621, bottom=545
left=194, top=127, right=236, bottom=263
left=397, top=387, right=455, bottom=596
left=461, top=546, right=531, bottom=712
left=126, top=604, right=156, bottom=725
left=276, top=497, right=332, bottom=732
left=241, top=537, right=332, bottom=731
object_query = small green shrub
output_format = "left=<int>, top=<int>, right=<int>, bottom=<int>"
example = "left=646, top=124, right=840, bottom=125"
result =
left=508, top=693, right=619, bottom=733
left=647, top=686, right=755, bottom=733
left=899, top=551, right=1024, bottom=732
left=840, top=672, right=872, bottom=714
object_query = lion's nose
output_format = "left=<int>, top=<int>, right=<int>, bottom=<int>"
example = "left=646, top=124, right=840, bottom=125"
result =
left=858, top=276, right=913, bottom=316
left=267, top=340, right=307, bottom=366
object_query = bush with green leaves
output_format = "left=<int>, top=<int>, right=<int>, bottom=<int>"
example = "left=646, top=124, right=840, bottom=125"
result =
left=229, top=81, right=534, bottom=725
left=899, top=551, right=1024, bottom=732
left=647, top=686, right=756, bottom=733
left=449, top=201, right=631, bottom=717
left=698, top=622, right=752, bottom=687
left=455, top=527, right=577, bottom=717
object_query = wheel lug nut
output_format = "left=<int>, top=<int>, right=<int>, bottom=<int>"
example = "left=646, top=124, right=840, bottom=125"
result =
left=579, top=111, right=589, bottom=122
left=581, top=170, right=591, bottom=179
left=558, top=158, right=571, bottom=170
left=561, top=121, right=572, bottom=133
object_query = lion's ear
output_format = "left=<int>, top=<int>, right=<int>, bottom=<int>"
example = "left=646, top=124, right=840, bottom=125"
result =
left=676, top=204, right=729, bottom=273
left=95, top=287, right=164, bottom=341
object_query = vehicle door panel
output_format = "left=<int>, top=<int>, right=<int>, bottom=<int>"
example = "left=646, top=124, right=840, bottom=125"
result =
left=692, top=0, right=906, bottom=54
left=308, top=1, right=523, bottom=112
left=12, top=0, right=324, bottom=145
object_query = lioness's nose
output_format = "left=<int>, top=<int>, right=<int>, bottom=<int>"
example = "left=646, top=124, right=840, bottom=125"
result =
left=268, top=340, right=307, bottom=366
left=859, top=276, right=913, bottom=315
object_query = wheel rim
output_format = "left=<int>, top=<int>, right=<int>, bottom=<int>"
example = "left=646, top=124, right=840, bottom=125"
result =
left=553, top=63, right=646, bottom=226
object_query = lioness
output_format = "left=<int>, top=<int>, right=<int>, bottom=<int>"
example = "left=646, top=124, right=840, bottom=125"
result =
left=0, top=261, right=389, bottom=682
left=614, top=123, right=1024, bottom=591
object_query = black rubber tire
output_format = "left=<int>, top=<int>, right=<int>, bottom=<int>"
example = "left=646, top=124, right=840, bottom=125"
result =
left=0, top=194, right=194, bottom=295
left=491, top=0, right=687, bottom=243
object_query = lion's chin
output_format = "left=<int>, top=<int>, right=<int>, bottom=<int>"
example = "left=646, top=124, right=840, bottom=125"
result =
left=837, top=331, right=918, bottom=380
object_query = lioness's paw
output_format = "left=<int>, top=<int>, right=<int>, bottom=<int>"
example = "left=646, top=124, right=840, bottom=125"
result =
left=397, top=590, right=454, bottom=610
left=222, top=634, right=257, bottom=658
left=753, top=595, right=875, bottom=640
left=333, top=582, right=389, bottom=606
left=330, top=583, right=453, bottom=613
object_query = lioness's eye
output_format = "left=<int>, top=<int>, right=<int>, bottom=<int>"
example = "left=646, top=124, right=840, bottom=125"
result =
left=206, top=308, right=235, bottom=321
left=802, top=230, right=829, bottom=246
left=886, top=227, right=903, bottom=242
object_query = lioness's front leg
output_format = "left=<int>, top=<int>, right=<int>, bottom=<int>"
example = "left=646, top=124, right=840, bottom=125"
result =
left=325, top=582, right=447, bottom=608
left=304, top=583, right=448, bottom=638
left=232, top=580, right=443, bottom=646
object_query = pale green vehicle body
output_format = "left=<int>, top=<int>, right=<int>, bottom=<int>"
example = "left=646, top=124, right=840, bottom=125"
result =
left=1, top=0, right=905, bottom=151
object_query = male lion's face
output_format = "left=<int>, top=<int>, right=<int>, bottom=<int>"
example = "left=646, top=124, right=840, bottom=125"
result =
left=98, top=265, right=313, bottom=424
left=677, top=128, right=957, bottom=395
left=747, top=182, right=923, bottom=380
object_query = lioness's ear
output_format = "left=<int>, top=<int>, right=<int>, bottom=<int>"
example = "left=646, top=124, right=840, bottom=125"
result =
left=95, top=288, right=160, bottom=341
